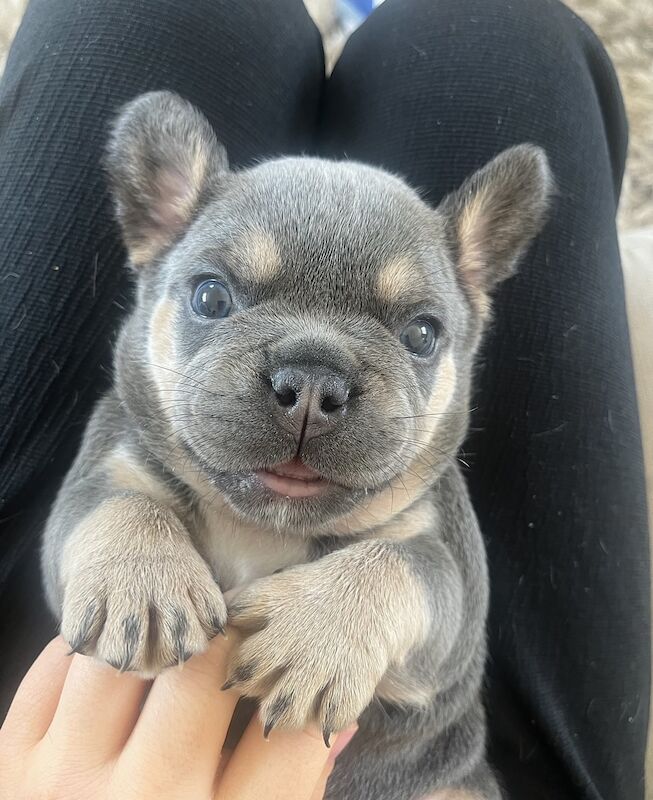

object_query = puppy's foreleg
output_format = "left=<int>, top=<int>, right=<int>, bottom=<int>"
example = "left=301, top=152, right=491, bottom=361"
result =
left=226, top=533, right=463, bottom=738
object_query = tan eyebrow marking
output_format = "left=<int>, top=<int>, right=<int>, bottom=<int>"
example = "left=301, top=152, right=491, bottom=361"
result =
left=376, top=255, right=417, bottom=303
left=237, top=228, right=282, bottom=282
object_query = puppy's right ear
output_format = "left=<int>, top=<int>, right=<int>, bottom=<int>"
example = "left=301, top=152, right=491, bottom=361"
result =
left=438, top=144, right=552, bottom=317
left=105, top=91, right=228, bottom=266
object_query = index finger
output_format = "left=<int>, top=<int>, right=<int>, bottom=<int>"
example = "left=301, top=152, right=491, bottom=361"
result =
left=118, top=630, right=240, bottom=796
left=0, top=637, right=72, bottom=747
left=214, top=717, right=332, bottom=800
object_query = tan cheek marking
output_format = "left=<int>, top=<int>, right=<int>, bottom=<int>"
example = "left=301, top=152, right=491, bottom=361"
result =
left=336, top=352, right=457, bottom=534
left=376, top=255, right=417, bottom=303
left=423, top=791, right=482, bottom=800
left=104, top=447, right=176, bottom=508
left=148, top=299, right=177, bottom=409
left=238, top=229, right=282, bottom=282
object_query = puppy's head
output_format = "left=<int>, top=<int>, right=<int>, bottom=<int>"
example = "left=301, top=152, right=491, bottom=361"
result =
left=107, top=92, right=551, bottom=534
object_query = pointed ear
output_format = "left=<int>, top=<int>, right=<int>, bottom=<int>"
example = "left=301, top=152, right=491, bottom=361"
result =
left=105, top=91, right=229, bottom=266
left=438, top=144, right=553, bottom=315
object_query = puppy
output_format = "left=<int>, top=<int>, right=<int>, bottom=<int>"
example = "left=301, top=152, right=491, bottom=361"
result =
left=42, top=92, right=551, bottom=800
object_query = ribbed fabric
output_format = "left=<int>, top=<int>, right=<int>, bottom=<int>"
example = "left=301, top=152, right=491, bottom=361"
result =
left=0, top=1, right=648, bottom=798
left=320, top=2, right=648, bottom=797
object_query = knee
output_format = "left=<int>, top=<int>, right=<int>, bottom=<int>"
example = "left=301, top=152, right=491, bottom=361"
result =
left=7, top=0, right=323, bottom=159
left=14, top=0, right=321, bottom=77
left=371, top=0, right=614, bottom=86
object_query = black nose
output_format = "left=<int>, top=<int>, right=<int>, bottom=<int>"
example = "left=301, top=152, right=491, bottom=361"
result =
left=269, top=365, right=351, bottom=442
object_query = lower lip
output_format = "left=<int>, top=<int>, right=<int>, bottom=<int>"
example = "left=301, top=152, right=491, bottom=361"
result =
left=255, top=470, right=331, bottom=499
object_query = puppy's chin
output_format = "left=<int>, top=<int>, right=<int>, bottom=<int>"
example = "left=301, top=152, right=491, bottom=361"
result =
left=207, top=470, right=369, bottom=533
left=177, top=439, right=398, bottom=533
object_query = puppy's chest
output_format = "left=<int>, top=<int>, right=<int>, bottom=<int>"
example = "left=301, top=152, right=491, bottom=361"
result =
left=190, top=503, right=311, bottom=592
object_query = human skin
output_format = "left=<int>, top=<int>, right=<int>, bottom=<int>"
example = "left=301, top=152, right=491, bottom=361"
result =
left=0, top=633, right=355, bottom=800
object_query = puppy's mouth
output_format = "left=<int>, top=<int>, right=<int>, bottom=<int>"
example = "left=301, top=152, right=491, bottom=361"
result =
left=255, top=457, right=333, bottom=499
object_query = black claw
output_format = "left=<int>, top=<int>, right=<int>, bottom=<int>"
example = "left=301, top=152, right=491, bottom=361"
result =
left=67, top=601, right=100, bottom=656
left=221, top=678, right=236, bottom=691
left=210, top=616, right=226, bottom=637
left=221, top=661, right=255, bottom=691
left=235, top=663, right=255, bottom=682
left=67, top=637, right=90, bottom=656
left=172, top=608, right=189, bottom=664
left=120, top=614, right=140, bottom=671
left=263, top=694, right=293, bottom=737
left=323, top=727, right=332, bottom=748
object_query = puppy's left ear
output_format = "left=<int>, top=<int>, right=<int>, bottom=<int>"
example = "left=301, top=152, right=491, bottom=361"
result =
left=438, top=144, right=553, bottom=315
left=105, top=91, right=229, bottom=266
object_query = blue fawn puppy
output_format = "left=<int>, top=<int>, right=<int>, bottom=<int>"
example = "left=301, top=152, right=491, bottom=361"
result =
left=42, top=93, right=551, bottom=800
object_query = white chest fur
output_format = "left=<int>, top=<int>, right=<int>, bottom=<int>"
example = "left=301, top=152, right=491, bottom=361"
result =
left=166, top=452, right=311, bottom=592
left=193, top=499, right=310, bottom=593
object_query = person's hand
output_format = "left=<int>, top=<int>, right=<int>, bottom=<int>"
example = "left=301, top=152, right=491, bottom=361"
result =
left=0, top=634, right=356, bottom=800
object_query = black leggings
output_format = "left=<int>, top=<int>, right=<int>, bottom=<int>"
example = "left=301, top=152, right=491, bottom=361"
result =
left=0, top=1, right=648, bottom=797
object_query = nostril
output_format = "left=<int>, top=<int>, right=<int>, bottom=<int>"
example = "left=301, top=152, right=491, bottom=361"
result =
left=321, top=395, right=340, bottom=413
left=321, top=385, right=349, bottom=414
left=275, top=385, right=297, bottom=408
left=270, top=368, right=302, bottom=409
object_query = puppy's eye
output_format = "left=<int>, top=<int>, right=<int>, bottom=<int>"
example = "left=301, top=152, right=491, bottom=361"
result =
left=400, top=318, right=441, bottom=357
left=191, top=279, right=232, bottom=319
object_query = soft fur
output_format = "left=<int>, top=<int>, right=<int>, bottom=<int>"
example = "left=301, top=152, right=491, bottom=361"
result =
left=42, top=92, right=552, bottom=800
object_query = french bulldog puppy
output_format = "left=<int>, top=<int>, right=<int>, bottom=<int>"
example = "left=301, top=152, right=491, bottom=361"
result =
left=42, top=92, right=551, bottom=800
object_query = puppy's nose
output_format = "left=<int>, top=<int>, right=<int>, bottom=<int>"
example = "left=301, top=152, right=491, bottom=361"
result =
left=269, top=366, right=350, bottom=442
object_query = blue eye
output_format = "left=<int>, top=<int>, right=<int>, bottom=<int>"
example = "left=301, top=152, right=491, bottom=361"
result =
left=400, top=318, right=441, bottom=357
left=191, top=279, right=232, bottom=319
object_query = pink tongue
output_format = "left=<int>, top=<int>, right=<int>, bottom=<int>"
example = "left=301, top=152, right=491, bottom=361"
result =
left=270, top=458, right=321, bottom=481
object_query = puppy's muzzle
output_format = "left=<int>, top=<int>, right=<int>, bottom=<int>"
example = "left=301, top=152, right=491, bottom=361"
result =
left=269, top=365, right=350, bottom=444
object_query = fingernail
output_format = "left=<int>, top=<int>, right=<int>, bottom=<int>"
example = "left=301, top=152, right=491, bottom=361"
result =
left=327, top=725, right=358, bottom=763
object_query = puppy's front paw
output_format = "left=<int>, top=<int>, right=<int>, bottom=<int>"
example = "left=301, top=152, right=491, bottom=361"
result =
left=226, top=566, right=391, bottom=741
left=60, top=498, right=227, bottom=674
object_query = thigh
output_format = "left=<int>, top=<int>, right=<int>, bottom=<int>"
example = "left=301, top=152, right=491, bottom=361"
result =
left=320, top=1, right=649, bottom=798
left=0, top=0, right=323, bottom=716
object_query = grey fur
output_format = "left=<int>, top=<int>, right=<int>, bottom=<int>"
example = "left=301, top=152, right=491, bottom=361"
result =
left=42, top=92, right=552, bottom=799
